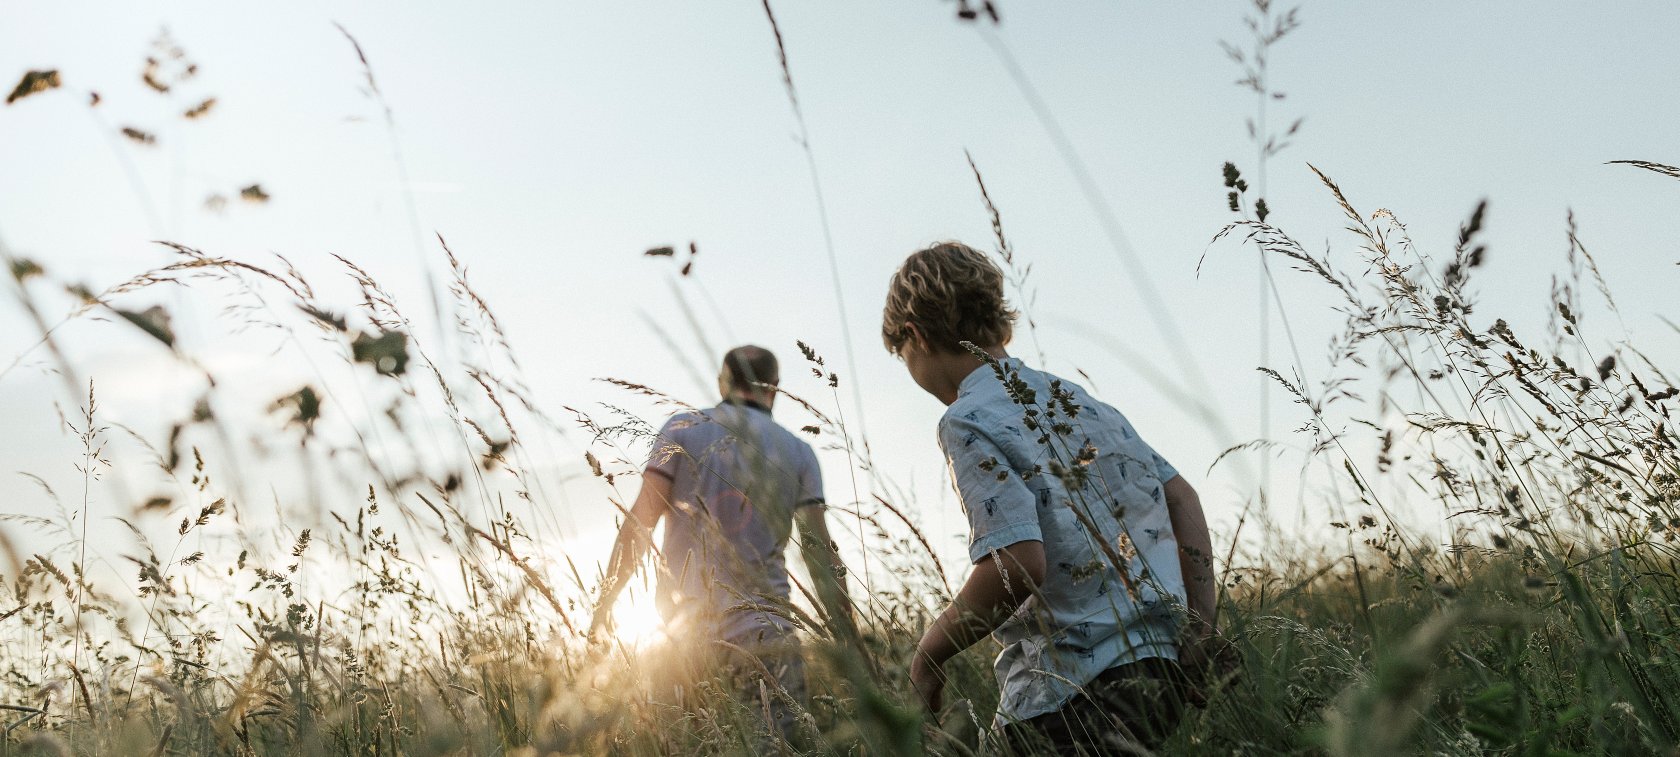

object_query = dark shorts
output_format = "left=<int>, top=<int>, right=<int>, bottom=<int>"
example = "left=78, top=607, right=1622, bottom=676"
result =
left=997, top=657, right=1191, bottom=756
left=719, top=636, right=809, bottom=743
left=643, top=630, right=811, bottom=750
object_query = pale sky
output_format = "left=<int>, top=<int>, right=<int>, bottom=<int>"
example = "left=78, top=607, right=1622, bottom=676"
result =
left=4, top=2, right=1679, bottom=609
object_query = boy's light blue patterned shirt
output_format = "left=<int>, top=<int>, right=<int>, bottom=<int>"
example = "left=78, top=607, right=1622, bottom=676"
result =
left=939, top=357, right=1186, bottom=725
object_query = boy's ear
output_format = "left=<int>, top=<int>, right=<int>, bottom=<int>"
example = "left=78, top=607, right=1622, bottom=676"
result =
left=904, top=322, right=930, bottom=353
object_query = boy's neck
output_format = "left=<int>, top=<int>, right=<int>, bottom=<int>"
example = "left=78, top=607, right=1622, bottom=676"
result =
left=931, top=345, right=1009, bottom=406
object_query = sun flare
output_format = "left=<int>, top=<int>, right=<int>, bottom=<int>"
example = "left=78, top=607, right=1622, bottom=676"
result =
left=608, top=589, right=670, bottom=649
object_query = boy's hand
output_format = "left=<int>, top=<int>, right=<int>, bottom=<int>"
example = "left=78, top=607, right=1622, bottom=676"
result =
left=1178, top=624, right=1240, bottom=708
left=909, top=651, right=946, bottom=713
left=922, top=698, right=979, bottom=754
left=908, top=540, right=1045, bottom=716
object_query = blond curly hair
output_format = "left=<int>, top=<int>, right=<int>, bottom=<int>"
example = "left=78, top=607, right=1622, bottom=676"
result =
left=881, top=241, right=1018, bottom=356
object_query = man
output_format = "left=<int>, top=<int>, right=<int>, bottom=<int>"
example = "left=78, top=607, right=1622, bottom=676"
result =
left=590, top=345, right=848, bottom=745
left=881, top=242, right=1230, bottom=754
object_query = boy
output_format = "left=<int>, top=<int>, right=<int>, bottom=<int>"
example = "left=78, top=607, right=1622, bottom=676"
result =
left=882, top=242, right=1222, bottom=754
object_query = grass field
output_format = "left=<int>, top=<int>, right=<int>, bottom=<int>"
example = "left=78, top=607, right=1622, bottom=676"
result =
left=7, top=154, right=1680, bottom=756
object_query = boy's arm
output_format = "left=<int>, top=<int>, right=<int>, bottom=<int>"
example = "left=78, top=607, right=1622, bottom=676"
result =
left=910, top=539, right=1046, bottom=711
left=589, top=472, right=673, bottom=638
left=1163, top=474, right=1217, bottom=631
left=1164, top=474, right=1241, bottom=706
left=910, top=412, right=1043, bottom=711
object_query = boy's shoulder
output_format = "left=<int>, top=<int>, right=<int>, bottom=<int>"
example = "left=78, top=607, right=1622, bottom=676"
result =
left=940, top=380, right=1008, bottom=431
left=938, top=361, right=1124, bottom=438
left=945, top=358, right=1090, bottom=420
left=938, top=370, right=1030, bottom=456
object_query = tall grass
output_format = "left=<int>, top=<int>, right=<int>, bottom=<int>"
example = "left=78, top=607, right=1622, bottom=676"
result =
left=6, top=11, right=1680, bottom=757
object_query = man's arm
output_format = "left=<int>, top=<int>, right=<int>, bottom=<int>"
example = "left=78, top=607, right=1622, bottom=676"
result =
left=794, top=506, right=855, bottom=635
left=910, top=539, right=1046, bottom=712
left=589, top=472, right=673, bottom=637
left=1164, top=474, right=1217, bottom=631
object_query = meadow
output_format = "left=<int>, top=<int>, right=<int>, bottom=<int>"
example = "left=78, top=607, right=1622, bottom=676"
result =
left=5, top=4, right=1680, bottom=756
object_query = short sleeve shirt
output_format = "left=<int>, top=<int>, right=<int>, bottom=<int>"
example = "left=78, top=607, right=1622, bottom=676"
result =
left=645, top=401, right=823, bottom=644
left=939, top=358, right=1186, bottom=725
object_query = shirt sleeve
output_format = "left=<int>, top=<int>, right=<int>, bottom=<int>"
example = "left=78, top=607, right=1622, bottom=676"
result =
left=796, top=444, right=824, bottom=508
left=1148, top=445, right=1179, bottom=483
left=644, top=413, right=691, bottom=481
left=940, top=413, right=1042, bottom=564
left=1115, top=409, right=1179, bottom=483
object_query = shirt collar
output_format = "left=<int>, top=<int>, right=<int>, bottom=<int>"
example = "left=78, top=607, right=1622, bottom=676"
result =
left=721, top=398, right=772, bottom=415
left=957, top=356, right=1019, bottom=398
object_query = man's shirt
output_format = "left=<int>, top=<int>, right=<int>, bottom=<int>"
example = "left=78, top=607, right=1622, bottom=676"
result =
left=645, top=400, right=824, bottom=644
left=939, top=357, right=1186, bottom=724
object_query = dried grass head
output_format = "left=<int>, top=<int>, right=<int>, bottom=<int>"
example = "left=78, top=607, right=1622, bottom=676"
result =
left=881, top=241, right=1017, bottom=356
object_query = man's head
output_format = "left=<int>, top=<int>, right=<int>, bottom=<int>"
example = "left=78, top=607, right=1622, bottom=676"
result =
left=719, top=345, right=780, bottom=407
left=881, top=241, right=1017, bottom=357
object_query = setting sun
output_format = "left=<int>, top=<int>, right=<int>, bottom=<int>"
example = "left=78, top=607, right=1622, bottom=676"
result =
left=605, top=588, right=670, bottom=649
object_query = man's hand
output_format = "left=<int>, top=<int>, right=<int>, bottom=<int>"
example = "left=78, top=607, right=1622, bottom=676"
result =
left=909, top=650, right=946, bottom=713
left=587, top=600, right=615, bottom=644
left=591, top=474, right=671, bottom=648
left=795, top=506, right=856, bottom=636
